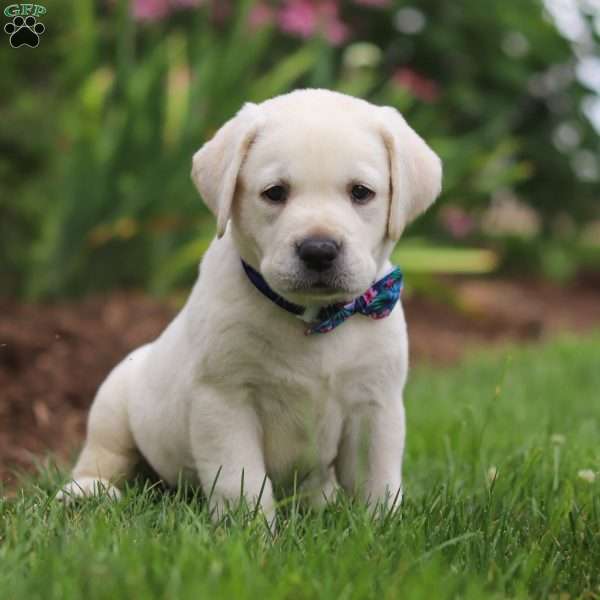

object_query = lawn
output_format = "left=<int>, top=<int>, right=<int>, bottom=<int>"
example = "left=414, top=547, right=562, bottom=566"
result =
left=1, top=334, right=599, bottom=599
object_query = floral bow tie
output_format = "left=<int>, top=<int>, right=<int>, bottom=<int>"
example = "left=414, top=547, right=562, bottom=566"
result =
left=241, top=261, right=403, bottom=335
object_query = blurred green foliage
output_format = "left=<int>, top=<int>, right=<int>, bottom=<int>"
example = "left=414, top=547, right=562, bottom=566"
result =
left=1, top=0, right=599, bottom=298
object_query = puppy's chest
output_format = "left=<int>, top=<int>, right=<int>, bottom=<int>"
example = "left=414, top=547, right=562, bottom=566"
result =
left=202, top=324, right=395, bottom=412
left=198, top=323, right=400, bottom=478
left=252, top=375, right=344, bottom=480
left=226, top=340, right=351, bottom=477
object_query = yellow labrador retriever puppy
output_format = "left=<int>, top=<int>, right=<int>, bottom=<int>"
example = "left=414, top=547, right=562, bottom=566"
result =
left=57, top=89, right=442, bottom=521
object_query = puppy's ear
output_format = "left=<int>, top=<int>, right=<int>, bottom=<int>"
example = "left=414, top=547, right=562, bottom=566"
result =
left=379, top=106, right=442, bottom=241
left=191, top=103, right=263, bottom=238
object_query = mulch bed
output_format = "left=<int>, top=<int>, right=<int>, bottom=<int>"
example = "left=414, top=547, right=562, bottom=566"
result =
left=2, top=275, right=600, bottom=488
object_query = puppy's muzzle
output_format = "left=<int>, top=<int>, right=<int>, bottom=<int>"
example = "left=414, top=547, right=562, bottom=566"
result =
left=296, top=237, right=340, bottom=273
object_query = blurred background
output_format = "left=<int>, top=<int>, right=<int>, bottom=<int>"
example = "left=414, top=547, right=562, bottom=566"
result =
left=1, top=0, right=599, bottom=484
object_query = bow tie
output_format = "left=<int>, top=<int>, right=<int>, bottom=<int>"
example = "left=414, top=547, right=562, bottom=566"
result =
left=241, top=260, right=403, bottom=335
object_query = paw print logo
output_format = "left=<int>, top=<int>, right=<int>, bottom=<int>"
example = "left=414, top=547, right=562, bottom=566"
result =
left=4, top=15, right=45, bottom=48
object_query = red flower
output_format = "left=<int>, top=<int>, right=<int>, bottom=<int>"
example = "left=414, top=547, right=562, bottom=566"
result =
left=393, top=68, right=440, bottom=103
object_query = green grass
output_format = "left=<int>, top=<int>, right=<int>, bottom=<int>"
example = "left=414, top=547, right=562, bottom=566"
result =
left=2, top=334, right=600, bottom=599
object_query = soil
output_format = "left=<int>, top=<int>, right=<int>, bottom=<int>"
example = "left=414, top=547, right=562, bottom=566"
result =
left=2, top=275, right=600, bottom=488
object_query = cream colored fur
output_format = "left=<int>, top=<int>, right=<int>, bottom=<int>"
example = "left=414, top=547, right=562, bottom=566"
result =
left=57, top=89, right=442, bottom=523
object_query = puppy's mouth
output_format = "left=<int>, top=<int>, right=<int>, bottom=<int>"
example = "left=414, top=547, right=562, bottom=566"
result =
left=282, top=277, right=356, bottom=304
left=262, top=264, right=366, bottom=305
left=308, top=281, right=338, bottom=292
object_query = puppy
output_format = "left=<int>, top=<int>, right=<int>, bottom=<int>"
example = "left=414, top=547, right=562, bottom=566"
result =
left=57, top=89, right=442, bottom=521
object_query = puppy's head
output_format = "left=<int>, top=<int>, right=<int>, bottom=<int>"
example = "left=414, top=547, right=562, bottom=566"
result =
left=192, top=89, right=441, bottom=305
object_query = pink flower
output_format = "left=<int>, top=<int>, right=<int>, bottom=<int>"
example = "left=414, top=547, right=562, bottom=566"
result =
left=324, top=18, right=349, bottom=46
left=132, top=0, right=170, bottom=21
left=249, top=2, right=275, bottom=29
left=278, top=0, right=318, bottom=38
left=393, top=67, right=440, bottom=103
left=131, top=0, right=204, bottom=22
left=277, top=0, right=350, bottom=46
left=439, top=205, right=475, bottom=239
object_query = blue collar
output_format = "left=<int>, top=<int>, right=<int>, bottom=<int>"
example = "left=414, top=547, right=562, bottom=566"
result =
left=241, top=260, right=305, bottom=316
left=241, top=260, right=403, bottom=335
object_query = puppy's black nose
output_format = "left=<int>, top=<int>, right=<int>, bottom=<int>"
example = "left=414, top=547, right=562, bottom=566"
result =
left=297, top=237, right=340, bottom=272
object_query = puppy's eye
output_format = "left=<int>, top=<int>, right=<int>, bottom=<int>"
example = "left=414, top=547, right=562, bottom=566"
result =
left=350, top=184, right=375, bottom=204
left=261, top=185, right=287, bottom=203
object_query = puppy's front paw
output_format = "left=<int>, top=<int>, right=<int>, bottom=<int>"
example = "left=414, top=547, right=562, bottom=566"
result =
left=55, top=477, right=122, bottom=503
left=300, top=469, right=339, bottom=510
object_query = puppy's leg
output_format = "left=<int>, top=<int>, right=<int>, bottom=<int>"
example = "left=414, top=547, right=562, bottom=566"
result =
left=299, top=465, right=339, bottom=510
left=57, top=359, right=139, bottom=502
left=190, top=389, right=275, bottom=524
left=336, top=398, right=405, bottom=510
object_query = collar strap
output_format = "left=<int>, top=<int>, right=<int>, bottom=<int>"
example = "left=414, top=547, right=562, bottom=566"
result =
left=241, top=260, right=305, bottom=316
left=241, top=260, right=404, bottom=335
